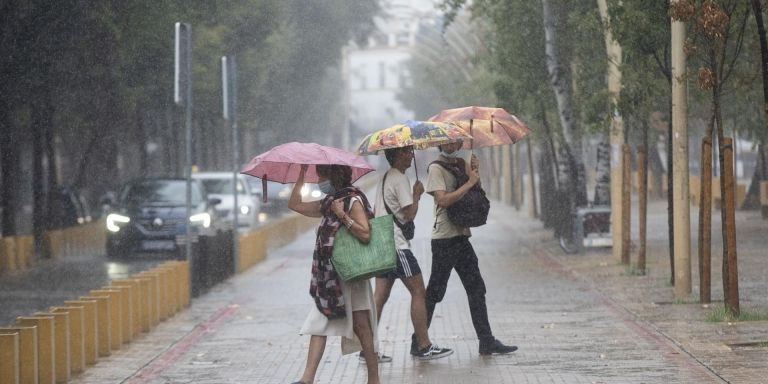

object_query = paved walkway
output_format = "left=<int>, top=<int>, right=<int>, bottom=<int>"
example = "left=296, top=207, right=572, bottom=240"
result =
left=69, top=195, right=766, bottom=383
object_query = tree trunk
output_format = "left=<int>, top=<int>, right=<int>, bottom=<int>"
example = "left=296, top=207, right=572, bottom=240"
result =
left=594, top=140, right=611, bottom=205
left=541, top=0, right=587, bottom=206
left=0, top=100, right=16, bottom=236
left=667, top=95, right=675, bottom=285
left=671, top=8, right=690, bottom=297
left=32, top=97, right=50, bottom=258
left=648, top=138, right=665, bottom=199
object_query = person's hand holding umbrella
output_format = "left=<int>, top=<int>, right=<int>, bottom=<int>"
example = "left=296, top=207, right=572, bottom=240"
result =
left=288, top=164, right=322, bottom=218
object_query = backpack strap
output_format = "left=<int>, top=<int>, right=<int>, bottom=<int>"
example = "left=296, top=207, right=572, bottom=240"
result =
left=428, top=159, right=468, bottom=229
left=429, top=159, right=468, bottom=184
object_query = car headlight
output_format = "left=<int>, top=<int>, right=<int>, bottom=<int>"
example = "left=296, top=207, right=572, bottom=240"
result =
left=189, top=212, right=211, bottom=228
left=239, top=205, right=251, bottom=215
left=300, top=185, right=310, bottom=197
left=106, top=213, right=130, bottom=232
left=311, top=190, right=322, bottom=198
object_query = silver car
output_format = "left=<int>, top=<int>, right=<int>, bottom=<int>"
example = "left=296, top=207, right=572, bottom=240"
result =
left=192, top=172, right=259, bottom=230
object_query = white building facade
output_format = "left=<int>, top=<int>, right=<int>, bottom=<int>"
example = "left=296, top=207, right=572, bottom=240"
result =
left=343, top=0, right=439, bottom=149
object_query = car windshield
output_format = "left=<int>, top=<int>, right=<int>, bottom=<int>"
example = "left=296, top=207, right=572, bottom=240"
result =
left=200, top=178, right=246, bottom=195
left=122, top=180, right=202, bottom=205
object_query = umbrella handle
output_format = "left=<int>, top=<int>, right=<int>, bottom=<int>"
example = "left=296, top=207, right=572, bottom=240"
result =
left=413, top=153, right=419, bottom=181
left=262, top=175, right=268, bottom=204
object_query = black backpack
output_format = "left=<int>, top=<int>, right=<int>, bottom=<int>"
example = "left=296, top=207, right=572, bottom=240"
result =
left=430, top=159, right=490, bottom=228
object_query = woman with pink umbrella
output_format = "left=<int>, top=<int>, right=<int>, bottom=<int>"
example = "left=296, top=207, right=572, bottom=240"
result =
left=242, top=142, right=380, bottom=384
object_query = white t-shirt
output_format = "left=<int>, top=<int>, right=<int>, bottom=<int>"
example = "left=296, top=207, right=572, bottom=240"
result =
left=374, top=168, right=413, bottom=250
left=426, top=155, right=472, bottom=240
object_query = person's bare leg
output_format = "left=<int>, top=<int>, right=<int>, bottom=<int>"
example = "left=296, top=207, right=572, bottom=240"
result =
left=353, top=310, right=380, bottom=384
left=402, top=273, right=431, bottom=349
left=298, top=335, right=326, bottom=384
left=373, top=277, right=394, bottom=322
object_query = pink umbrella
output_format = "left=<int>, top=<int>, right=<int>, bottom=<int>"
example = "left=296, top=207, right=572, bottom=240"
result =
left=241, top=142, right=375, bottom=201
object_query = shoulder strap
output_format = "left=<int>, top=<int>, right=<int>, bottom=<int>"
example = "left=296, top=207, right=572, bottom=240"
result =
left=430, top=159, right=466, bottom=178
left=381, top=171, right=405, bottom=225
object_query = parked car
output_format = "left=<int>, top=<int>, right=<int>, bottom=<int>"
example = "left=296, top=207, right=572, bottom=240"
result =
left=192, top=172, right=259, bottom=230
left=248, top=179, right=289, bottom=217
left=105, top=178, right=221, bottom=258
left=248, top=180, right=323, bottom=219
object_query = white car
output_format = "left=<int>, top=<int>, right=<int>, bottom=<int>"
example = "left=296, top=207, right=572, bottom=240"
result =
left=192, top=172, right=259, bottom=230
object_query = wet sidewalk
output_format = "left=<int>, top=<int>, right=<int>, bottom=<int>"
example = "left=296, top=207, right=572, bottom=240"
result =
left=68, top=195, right=764, bottom=383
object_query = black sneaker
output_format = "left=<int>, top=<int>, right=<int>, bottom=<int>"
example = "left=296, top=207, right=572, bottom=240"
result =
left=479, top=338, right=518, bottom=355
left=358, top=352, right=392, bottom=363
left=409, top=334, right=418, bottom=356
left=414, top=344, right=453, bottom=360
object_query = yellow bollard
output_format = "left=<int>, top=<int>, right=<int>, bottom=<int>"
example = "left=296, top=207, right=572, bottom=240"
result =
left=134, top=272, right=160, bottom=326
left=2, top=237, right=17, bottom=272
left=34, top=312, right=69, bottom=384
left=90, top=289, right=123, bottom=349
left=131, top=277, right=152, bottom=332
left=51, top=306, right=85, bottom=374
left=15, top=236, right=33, bottom=270
left=155, top=265, right=177, bottom=316
left=110, top=279, right=142, bottom=339
left=64, top=300, right=98, bottom=365
left=79, top=296, right=110, bottom=358
left=157, top=264, right=179, bottom=314
left=142, top=270, right=168, bottom=321
left=16, top=316, right=55, bottom=384
left=104, top=285, right=133, bottom=343
left=0, top=327, right=36, bottom=384
left=0, top=332, right=19, bottom=384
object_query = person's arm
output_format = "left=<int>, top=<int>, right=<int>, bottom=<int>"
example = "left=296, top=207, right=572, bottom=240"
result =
left=432, top=168, right=479, bottom=209
left=332, top=198, right=371, bottom=243
left=288, top=165, right=322, bottom=218
left=399, top=180, right=423, bottom=222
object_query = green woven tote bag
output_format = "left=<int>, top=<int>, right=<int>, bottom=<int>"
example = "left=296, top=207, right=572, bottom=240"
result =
left=331, top=214, right=397, bottom=282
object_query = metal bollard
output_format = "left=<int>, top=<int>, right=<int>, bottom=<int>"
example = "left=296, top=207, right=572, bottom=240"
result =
left=34, top=312, right=69, bottom=384
left=136, top=270, right=166, bottom=321
left=132, top=277, right=153, bottom=332
left=134, top=272, right=161, bottom=326
left=89, top=289, right=123, bottom=350
left=16, top=316, right=55, bottom=384
left=0, top=332, right=19, bottom=384
left=157, top=263, right=180, bottom=314
left=110, top=279, right=143, bottom=338
left=64, top=300, right=99, bottom=365
left=79, top=296, right=111, bottom=358
left=51, top=306, right=85, bottom=374
left=104, top=285, right=134, bottom=342
left=0, top=327, right=36, bottom=384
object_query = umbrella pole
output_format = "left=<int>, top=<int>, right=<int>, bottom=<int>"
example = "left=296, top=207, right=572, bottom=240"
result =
left=413, top=154, right=419, bottom=181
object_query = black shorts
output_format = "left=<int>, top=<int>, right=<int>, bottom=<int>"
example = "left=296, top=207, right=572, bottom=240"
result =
left=380, top=249, right=422, bottom=280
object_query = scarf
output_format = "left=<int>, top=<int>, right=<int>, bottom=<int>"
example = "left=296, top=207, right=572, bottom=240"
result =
left=310, top=186, right=373, bottom=319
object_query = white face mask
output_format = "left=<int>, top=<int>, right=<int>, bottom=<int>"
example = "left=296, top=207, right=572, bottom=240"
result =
left=441, top=150, right=462, bottom=159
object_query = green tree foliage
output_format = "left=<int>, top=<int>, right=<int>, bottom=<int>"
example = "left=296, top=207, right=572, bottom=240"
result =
left=0, top=0, right=378, bottom=238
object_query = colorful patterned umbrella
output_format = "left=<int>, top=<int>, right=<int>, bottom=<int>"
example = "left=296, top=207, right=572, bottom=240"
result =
left=428, top=106, right=531, bottom=149
left=355, top=120, right=472, bottom=155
